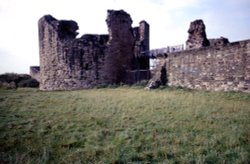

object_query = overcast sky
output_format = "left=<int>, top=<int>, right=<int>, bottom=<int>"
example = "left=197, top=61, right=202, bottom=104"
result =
left=0, top=0, right=250, bottom=74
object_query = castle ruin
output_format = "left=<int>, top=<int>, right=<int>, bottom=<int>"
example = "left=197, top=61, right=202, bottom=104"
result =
left=31, top=10, right=250, bottom=92
left=149, top=20, right=250, bottom=92
left=32, top=10, right=150, bottom=90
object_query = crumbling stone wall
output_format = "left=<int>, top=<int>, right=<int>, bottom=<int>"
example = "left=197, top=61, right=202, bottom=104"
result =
left=38, top=15, right=108, bottom=90
left=62, top=34, right=108, bottom=88
left=186, top=20, right=230, bottom=49
left=186, top=19, right=210, bottom=49
left=167, top=40, right=250, bottom=92
left=150, top=40, right=250, bottom=92
left=38, top=10, right=150, bottom=90
left=149, top=19, right=250, bottom=92
left=103, top=10, right=135, bottom=84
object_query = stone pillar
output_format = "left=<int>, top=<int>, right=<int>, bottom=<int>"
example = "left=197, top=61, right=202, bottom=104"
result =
left=186, top=19, right=210, bottom=49
left=138, top=20, right=150, bottom=69
left=139, top=21, right=150, bottom=54
left=103, top=10, right=135, bottom=84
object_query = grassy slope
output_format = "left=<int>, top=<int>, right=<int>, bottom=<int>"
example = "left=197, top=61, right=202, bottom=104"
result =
left=0, top=87, right=249, bottom=163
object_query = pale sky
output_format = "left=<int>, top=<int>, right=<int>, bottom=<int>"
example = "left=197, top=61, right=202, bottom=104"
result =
left=0, top=0, right=250, bottom=74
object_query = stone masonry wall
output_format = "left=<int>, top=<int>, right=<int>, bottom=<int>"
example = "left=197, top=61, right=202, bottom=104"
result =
left=154, top=39, right=250, bottom=92
left=39, top=15, right=72, bottom=91
left=38, top=10, right=150, bottom=90
left=38, top=15, right=108, bottom=90
left=62, top=34, right=108, bottom=88
left=103, top=10, right=136, bottom=84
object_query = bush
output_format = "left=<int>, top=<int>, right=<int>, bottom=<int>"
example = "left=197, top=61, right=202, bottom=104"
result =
left=0, top=81, right=17, bottom=89
left=0, top=73, right=39, bottom=88
left=18, top=78, right=39, bottom=88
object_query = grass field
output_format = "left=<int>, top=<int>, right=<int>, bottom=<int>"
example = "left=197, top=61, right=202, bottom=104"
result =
left=0, top=87, right=250, bottom=163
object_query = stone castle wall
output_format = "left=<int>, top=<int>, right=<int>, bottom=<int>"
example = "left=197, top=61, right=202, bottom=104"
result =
left=37, top=10, right=150, bottom=90
left=35, top=11, right=249, bottom=92
left=151, top=39, right=250, bottom=92
left=148, top=19, right=250, bottom=93
left=39, top=15, right=108, bottom=90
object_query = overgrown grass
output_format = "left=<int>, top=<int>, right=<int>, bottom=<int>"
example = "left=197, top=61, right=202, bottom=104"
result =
left=0, top=87, right=249, bottom=163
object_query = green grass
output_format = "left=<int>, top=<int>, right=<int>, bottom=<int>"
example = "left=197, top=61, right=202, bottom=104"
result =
left=0, top=87, right=250, bottom=163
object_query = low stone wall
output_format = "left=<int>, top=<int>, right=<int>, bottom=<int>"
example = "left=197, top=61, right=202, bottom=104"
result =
left=152, top=39, right=250, bottom=92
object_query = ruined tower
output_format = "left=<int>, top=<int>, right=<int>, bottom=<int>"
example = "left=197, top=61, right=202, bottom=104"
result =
left=186, top=19, right=210, bottom=49
left=38, top=15, right=79, bottom=90
left=103, top=10, right=136, bottom=84
left=133, top=21, right=150, bottom=69
left=37, top=10, right=150, bottom=90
